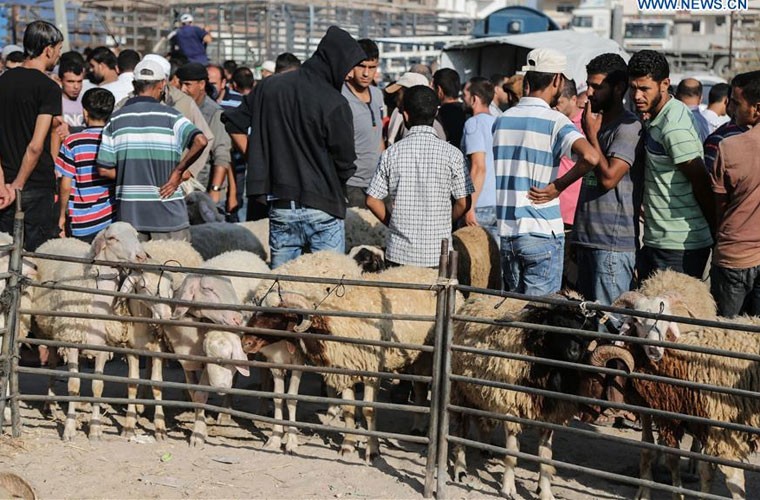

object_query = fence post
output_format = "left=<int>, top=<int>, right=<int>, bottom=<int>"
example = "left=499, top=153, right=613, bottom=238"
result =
left=423, top=240, right=449, bottom=498
left=434, top=249, right=458, bottom=499
left=0, top=193, right=24, bottom=436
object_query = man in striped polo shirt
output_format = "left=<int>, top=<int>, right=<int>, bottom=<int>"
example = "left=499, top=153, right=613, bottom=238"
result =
left=494, top=48, right=601, bottom=296
left=628, top=50, right=714, bottom=280
left=96, top=59, right=208, bottom=241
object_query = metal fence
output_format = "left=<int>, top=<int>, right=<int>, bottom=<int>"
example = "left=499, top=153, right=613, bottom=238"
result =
left=1, top=204, right=760, bottom=499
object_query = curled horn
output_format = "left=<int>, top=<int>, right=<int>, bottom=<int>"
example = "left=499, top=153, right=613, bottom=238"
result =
left=589, top=345, right=635, bottom=373
left=281, top=293, right=314, bottom=333
left=612, top=291, right=646, bottom=309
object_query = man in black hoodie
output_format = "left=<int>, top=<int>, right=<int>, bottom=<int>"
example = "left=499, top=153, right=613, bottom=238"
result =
left=224, top=26, right=364, bottom=268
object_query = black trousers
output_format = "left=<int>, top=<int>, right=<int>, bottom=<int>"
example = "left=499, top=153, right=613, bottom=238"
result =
left=0, top=188, right=58, bottom=251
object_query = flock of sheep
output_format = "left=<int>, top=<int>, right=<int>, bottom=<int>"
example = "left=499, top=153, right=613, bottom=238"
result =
left=0, top=209, right=759, bottom=500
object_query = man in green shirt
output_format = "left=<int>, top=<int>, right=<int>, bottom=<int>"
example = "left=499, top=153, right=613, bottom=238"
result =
left=628, top=50, right=714, bottom=280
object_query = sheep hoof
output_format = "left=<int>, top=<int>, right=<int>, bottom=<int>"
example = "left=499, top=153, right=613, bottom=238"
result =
left=89, top=425, right=102, bottom=441
left=154, top=428, right=167, bottom=441
left=339, top=443, right=356, bottom=457
left=135, top=404, right=145, bottom=415
left=216, top=413, right=232, bottom=426
left=62, top=423, right=77, bottom=441
left=454, top=470, right=467, bottom=484
left=122, top=427, right=136, bottom=439
left=500, top=482, right=517, bottom=499
left=285, top=435, right=299, bottom=454
left=365, top=451, right=379, bottom=464
left=190, top=433, right=206, bottom=448
left=264, top=437, right=282, bottom=451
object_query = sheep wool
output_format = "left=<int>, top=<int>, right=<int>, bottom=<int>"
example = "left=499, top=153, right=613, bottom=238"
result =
left=452, top=226, right=501, bottom=292
left=344, top=207, right=388, bottom=252
left=203, top=250, right=270, bottom=307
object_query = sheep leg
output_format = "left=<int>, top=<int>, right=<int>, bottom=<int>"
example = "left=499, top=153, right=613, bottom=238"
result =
left=44, top=348, right=62, bottom=418
left=502, top=427, right=519, bottom=498
left=284, top=369, right=302, bottom=454
left=325, top=385, right=342, bottom=423
left=536, top=429, right=556, bottom=500
left=666, top=451, right=684, bottom=500
left=363, top=382, right=379, bottom=463
left=635, top=414, right=655, bottom=500
left=216, top=393, right=233, bottom=426
left=122, top=353, right=139, bottom=438
left=264, top=368, right=286, bottom=451
left=190, top=370, right=209, bottom=448
left=698, top=459, right=714, bottom=494
left=151, top=352, right=166, bottom=440
left=452, top=411, right=468, bottom=483
left=62, top=347, right=80, bottom=441
left=89, top=351, right=108, bottom=440
left=339, top=387, right=357, bottom=456
left=410, top=381, right=428, bottom=436
left=718, top=464, right=745, bottom=500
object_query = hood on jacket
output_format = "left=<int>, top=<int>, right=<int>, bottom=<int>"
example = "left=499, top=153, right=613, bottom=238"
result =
left=302, top=26, right=366, bottom=90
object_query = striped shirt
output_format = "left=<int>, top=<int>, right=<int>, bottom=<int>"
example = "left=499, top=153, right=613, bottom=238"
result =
left=366, top=125, right=473, bottom=267
left=97, top=96, right=200, bottom=232
left=219, top=88, right=244, bottom=110
left=642, top=97, right=713, bottom=250
left=703, top=122, right=747, bottom=176
left=55, top=127, right=116, bottom=237
left=493, top=97, right=584, bottom=238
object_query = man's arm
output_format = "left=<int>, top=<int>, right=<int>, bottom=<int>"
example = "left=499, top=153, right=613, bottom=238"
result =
left=528, top=137, right=601, bottom=203
left=325, top=103, right=357, bottom=183
left=681, top=155, right=716, bottom=232
left=452, top=195, right=472, bottom=222
left=10, top=114, right=54, bottom=191
left=464, top=152, right=485, bottom=226
left=0, top=154, right=15, bottom=210
left=366, top=195, right=390, bottom=226
left=58, top=176, right=72, bottom=235
left=160, top=132, right=209, bottom=198
left=230, top=133, right=248, bottom=155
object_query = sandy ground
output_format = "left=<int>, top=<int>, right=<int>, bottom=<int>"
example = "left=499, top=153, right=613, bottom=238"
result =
left=0, top=356, right=758, bottom=500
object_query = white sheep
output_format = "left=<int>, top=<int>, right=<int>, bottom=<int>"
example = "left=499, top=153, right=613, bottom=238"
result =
left=203, top=250, right=270, bottom=321
left=141, top=239, right=203, bottom=292
left=344, top=207, right=388, bottom=251
left=450, top=291, right=599, bottom=499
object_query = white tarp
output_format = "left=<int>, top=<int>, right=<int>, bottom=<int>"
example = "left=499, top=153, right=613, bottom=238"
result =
left=440, top=31, right=629, bottom=85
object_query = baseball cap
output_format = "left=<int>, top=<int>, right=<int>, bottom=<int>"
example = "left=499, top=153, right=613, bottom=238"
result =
left=143, top=54, right=171, bottom=80
left=133, top=59, right=166, bottom=81
left=385, top=72, right=430, bottom=94
left=260, top=60, right=276, bottom=74
left=180, top=13, right=193, bottom=24
left=521, top=48, right=572, bottom=80
left=1, top=45, right=23, bottom=60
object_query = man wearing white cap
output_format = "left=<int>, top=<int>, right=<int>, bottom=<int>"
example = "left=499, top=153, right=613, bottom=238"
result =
left=385, top=71, right=446, bottom=145
left=260, top=61, right=276, bottom=79
left=97, top=59, right=208, bottom=242
left=493, top=47, right=601, bottom=296
left=1, top=45, right=23, bottom=72
left=169, top=13, right=212, bottom=65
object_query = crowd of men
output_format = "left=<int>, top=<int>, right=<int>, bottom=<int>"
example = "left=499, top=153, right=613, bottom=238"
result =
left=1, top=20, right=759, bottom=320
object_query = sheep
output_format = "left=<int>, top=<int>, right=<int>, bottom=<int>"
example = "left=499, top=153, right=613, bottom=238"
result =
left=247, top=262, right=453, bottom=460
left=588, top=313, right=760, bottom=500
left=451, top=226, right=501, bottom=293
left=203, top=250, right=270, bottom=321
left=450, top=291, right=601, bottom=500
left=141, top=239, right=203, bottom=292
left=189, top=222, right=267, bottom=261
left=237, top=220, right=270, bottom=262
left=185, top=190, right=225, bottom=225
left=347, top=245, right=385, bottom=274
left=30, top=223, right=149, bottom=440
left=344, top=207, right=388, bottom=251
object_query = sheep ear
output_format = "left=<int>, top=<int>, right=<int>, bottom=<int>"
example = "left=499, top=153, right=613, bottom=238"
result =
left=666, top=321, right=680, bottom=342
left=286, top=341, right=296, bottom=355
left=231, top=337, right=250, bottom=377
left=173, top=275, right=201, bottom=319
left=613, top=291, right=645, bottom=309
left=90, top=231, right=107, bottom=259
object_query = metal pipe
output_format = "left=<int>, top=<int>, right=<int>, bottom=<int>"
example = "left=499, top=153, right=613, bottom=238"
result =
left=435, top=249, right=458, bottom=500
left=423, top=241, right=448, bottom=498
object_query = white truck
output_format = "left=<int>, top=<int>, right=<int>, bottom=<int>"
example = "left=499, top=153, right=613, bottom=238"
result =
left=571, top=0, right=734, bottom=77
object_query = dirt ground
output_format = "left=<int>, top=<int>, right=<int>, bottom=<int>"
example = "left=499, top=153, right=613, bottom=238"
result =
left=0, top=357, right=758, bottom=500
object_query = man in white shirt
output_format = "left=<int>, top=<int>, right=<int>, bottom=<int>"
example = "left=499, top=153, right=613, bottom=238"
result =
left=100, top=49, right=138, bottom=104
left=702, top=83, right=731, bottom=134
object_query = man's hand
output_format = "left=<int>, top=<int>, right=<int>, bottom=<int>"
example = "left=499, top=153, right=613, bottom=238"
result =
left=159, top=170, right=183, bottom=199
left=55, top=122, right=71, bottom=141
left=0, top=184, right=16, bottom=210
left=463, top=209, right=479, bottom=227
left=181, top=170, right=193, bottom=181
left=581, top=101, right=602, bottom=139
left=528, top=183, right=560, bottom=204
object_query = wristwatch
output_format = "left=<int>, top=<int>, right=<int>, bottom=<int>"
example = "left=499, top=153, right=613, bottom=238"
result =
left=210, top=185, right=222, bottom=192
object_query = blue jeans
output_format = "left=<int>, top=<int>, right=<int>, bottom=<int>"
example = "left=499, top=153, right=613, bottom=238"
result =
left=269, top=203, right=345, bottom=269
left=501, top=234, right=563, bottom=296
left=575, top=247, right=635, bottom=305
left=475, top=206, right=499, bottom=248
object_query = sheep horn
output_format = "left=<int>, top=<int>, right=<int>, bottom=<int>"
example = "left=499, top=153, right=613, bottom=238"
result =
left=612, top=291, right=645, bottom=309
left=281, top=293, right=314, bottom=334
left=589, top=345, right=635, bottom=373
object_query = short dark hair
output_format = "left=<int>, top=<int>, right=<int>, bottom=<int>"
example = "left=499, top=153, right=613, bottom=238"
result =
left=489, top=73, right=508, bottom=88
left=232, top=66, right=254, bottom=90
left=731, top=71, right=760, bottom=105
left=675, top=78, right=702, bottom=99
left=275, top=52, right=301, bottom=74
left=6, top=51, right=24, bottom=64
left=23, top=20, right=63, bottom=59
left=60, top=50, right=85, bottom=66
left=586, top=52, right=629, bottom=89
left=81, top=87, right=115, bottom=121
left=467, top=77, right=494, bottom=106
left=628, top=50, right=669, bottom=82
left=708, top=82, right=730, bottom=104
left=223, top=60, right=237, bottom=75
left=433, top=68, right=461, bottom=99
left=358, top=38, right=379, bottom=61
left=117, top=49, right=140, bottom=73
left=133, top=79, right=162, bottom=95
left=88, top=46, right=117, bottom=70
left=524, top=71, right=558, bottom=93
left=560, top=78, right=577, bottom=99
left=58, top=58, right=84, bottom=78
left=403, top=85, right=439, bottom=127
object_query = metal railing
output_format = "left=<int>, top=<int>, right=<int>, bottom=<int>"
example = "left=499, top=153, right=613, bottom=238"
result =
left=0, top=208, right=759, bottom=499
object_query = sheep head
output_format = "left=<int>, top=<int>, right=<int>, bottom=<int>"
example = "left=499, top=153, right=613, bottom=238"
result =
left=613, top=291, right=681, bottom=362
left=118, top=265, right=174, bottom=321
left=89, top=222, right=148, bottom=264
left=172, top=274, right=243, bottom=326
left=348, top=245, right=386, bottom=273
left=203, top=330, right=250, bottom=391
